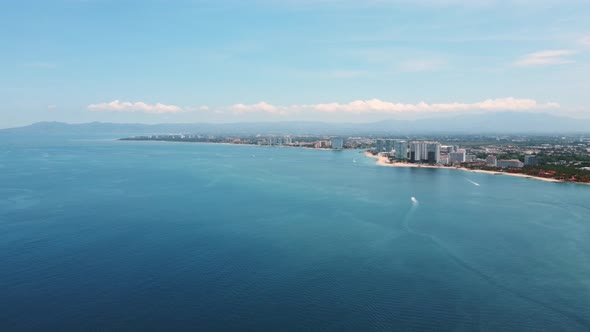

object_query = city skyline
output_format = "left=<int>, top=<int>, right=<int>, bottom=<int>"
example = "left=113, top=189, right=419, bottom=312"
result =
left=2, top=0, right=590, bottom=127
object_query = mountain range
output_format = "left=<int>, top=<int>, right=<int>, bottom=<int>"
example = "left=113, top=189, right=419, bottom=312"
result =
left=1, top=112, right=589, bottom=137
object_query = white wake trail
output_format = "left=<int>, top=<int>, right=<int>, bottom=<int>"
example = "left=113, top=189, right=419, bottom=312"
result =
left=402, top=197, right=419, bottom=231
left=465, top=178, right=480, bottom=186
left=399, top=195, right=587, bottom=327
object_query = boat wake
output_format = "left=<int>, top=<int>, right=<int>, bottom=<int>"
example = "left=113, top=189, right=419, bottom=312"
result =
left=402, top=197, right=419, bottom=232
left=399, top=196, right=588, bottom=328
left=464, top=178, right=480, bottom=186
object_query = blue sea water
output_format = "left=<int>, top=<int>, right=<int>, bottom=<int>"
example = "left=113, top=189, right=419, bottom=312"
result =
left=1, top=138, right=590, bottom=331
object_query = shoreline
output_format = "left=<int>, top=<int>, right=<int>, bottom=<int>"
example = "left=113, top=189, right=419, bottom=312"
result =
left=118, top=139, right=354, bottom=151
left=118, top=138, right=364, bottom=152
left=364, top=152, right=590, bottom=185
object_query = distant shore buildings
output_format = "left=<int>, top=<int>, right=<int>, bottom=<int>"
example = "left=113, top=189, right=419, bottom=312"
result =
left=331, top=137, right=344, bottom=150
left=449, top=149, right=466, bottom=164
left=377, top=140, right=441, bottom=164
left=524, top=155, right=538, bottom=166
left=267, top=136, right=292, bottom=146
left=372, top=138, right=530, bottom=170
left=409, top=141, right=441, bottom=163
left=375, top=139, right=394, bottom=154
left=259, top=135, right=351, bottom=150
left=485, top=155, right=497, bottom=167
left=393, top=140, right=407, bottom=160
left=497, top=159, right=524, bottom=169
left=119, top=133, right=590, bottom=183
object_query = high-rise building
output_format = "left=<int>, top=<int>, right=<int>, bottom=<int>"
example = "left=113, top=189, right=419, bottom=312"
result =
left=394, top=140, right=408, bottom=160
left=409, top=142, right=426, bottom=162
left=443, top=145, right=455, bottom=153
left=524, top=155, right=538, bottom=166
left=315, top=141, right=329, bottom=148
left=497, top=159, right=524, bottom=168
left=485, top=155, right=497, bottom=167
left=449, top=149, right=466, bottom=164
left=375, top=139, right=394, bottom=153
left=426, top=142, right=441, bottom=164
left=375, top=139, right=384, bottom=152
left=331, top=137, right=344, bottom=149
left=385, top=140, right=394, bottom=153
left=409, top=141, right=441, bottom=163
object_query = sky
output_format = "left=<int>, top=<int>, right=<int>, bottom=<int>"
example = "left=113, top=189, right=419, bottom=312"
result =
left=2, top=0, right=590, bottom=127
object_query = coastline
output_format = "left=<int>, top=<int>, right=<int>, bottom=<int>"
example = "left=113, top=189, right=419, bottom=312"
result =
left=363, top=151, right=589, bottom=185
left=118, top=139, right=350, bottom=151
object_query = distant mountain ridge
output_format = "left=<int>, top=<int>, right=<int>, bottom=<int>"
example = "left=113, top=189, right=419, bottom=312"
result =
left=2, top=112, right=589, bottom=137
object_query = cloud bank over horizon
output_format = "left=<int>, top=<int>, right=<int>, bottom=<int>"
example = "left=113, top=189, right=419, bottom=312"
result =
left=231, top=98, right=559, bottom=115
left=88, top=97, right=560, bottom=117
left=88, top=100, right=183, bottom=114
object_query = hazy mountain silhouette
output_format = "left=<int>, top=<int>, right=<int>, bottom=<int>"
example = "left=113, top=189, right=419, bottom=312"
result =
left=2, top=112, right=589, bottom=137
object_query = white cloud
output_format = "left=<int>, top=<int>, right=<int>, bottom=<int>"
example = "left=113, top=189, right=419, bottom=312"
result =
left=88, top=100, right=182, bottom=114
left=47, top=105, right=57, bottom=110
left=184, top=105, right=211, bottom=112
left=579, top=35, right=590, bottom=46
left=514, top=50, right=576, bottom=66
left=87, top=98, right=560, bottom=117
left=230, top=102, right=290, bottom=115
left=228, top=98, right=559, bottom=115
left=307, top=98, right=558, bottom=113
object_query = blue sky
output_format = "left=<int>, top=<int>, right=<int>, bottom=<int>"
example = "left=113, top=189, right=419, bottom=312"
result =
left=2, top=0, right=590, bottom=127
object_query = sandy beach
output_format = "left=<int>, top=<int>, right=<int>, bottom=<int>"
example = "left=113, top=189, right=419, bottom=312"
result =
left=363, top=151, right=575, bottom=184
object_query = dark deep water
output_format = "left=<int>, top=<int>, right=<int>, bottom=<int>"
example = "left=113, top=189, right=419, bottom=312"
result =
left=1, top=139, right=589, bottom=331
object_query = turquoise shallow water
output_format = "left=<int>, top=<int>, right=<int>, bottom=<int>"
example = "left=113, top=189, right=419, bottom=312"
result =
left=1, top=139, right=590, bottom=331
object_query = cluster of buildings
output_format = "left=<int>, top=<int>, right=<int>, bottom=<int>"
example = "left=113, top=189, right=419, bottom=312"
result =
left=374, top=139, right=538, bottom=169
left=263, top=136, right=345, bottom=149
left=330, top=137, right=344, bottom=149
left=266, top=136, right=293, bottom=145
left=376, top=139, right=442, bottom=163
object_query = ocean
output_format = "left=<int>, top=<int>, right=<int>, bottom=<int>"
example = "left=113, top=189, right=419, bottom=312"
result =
left=1, top=139, right=589, bottom=331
